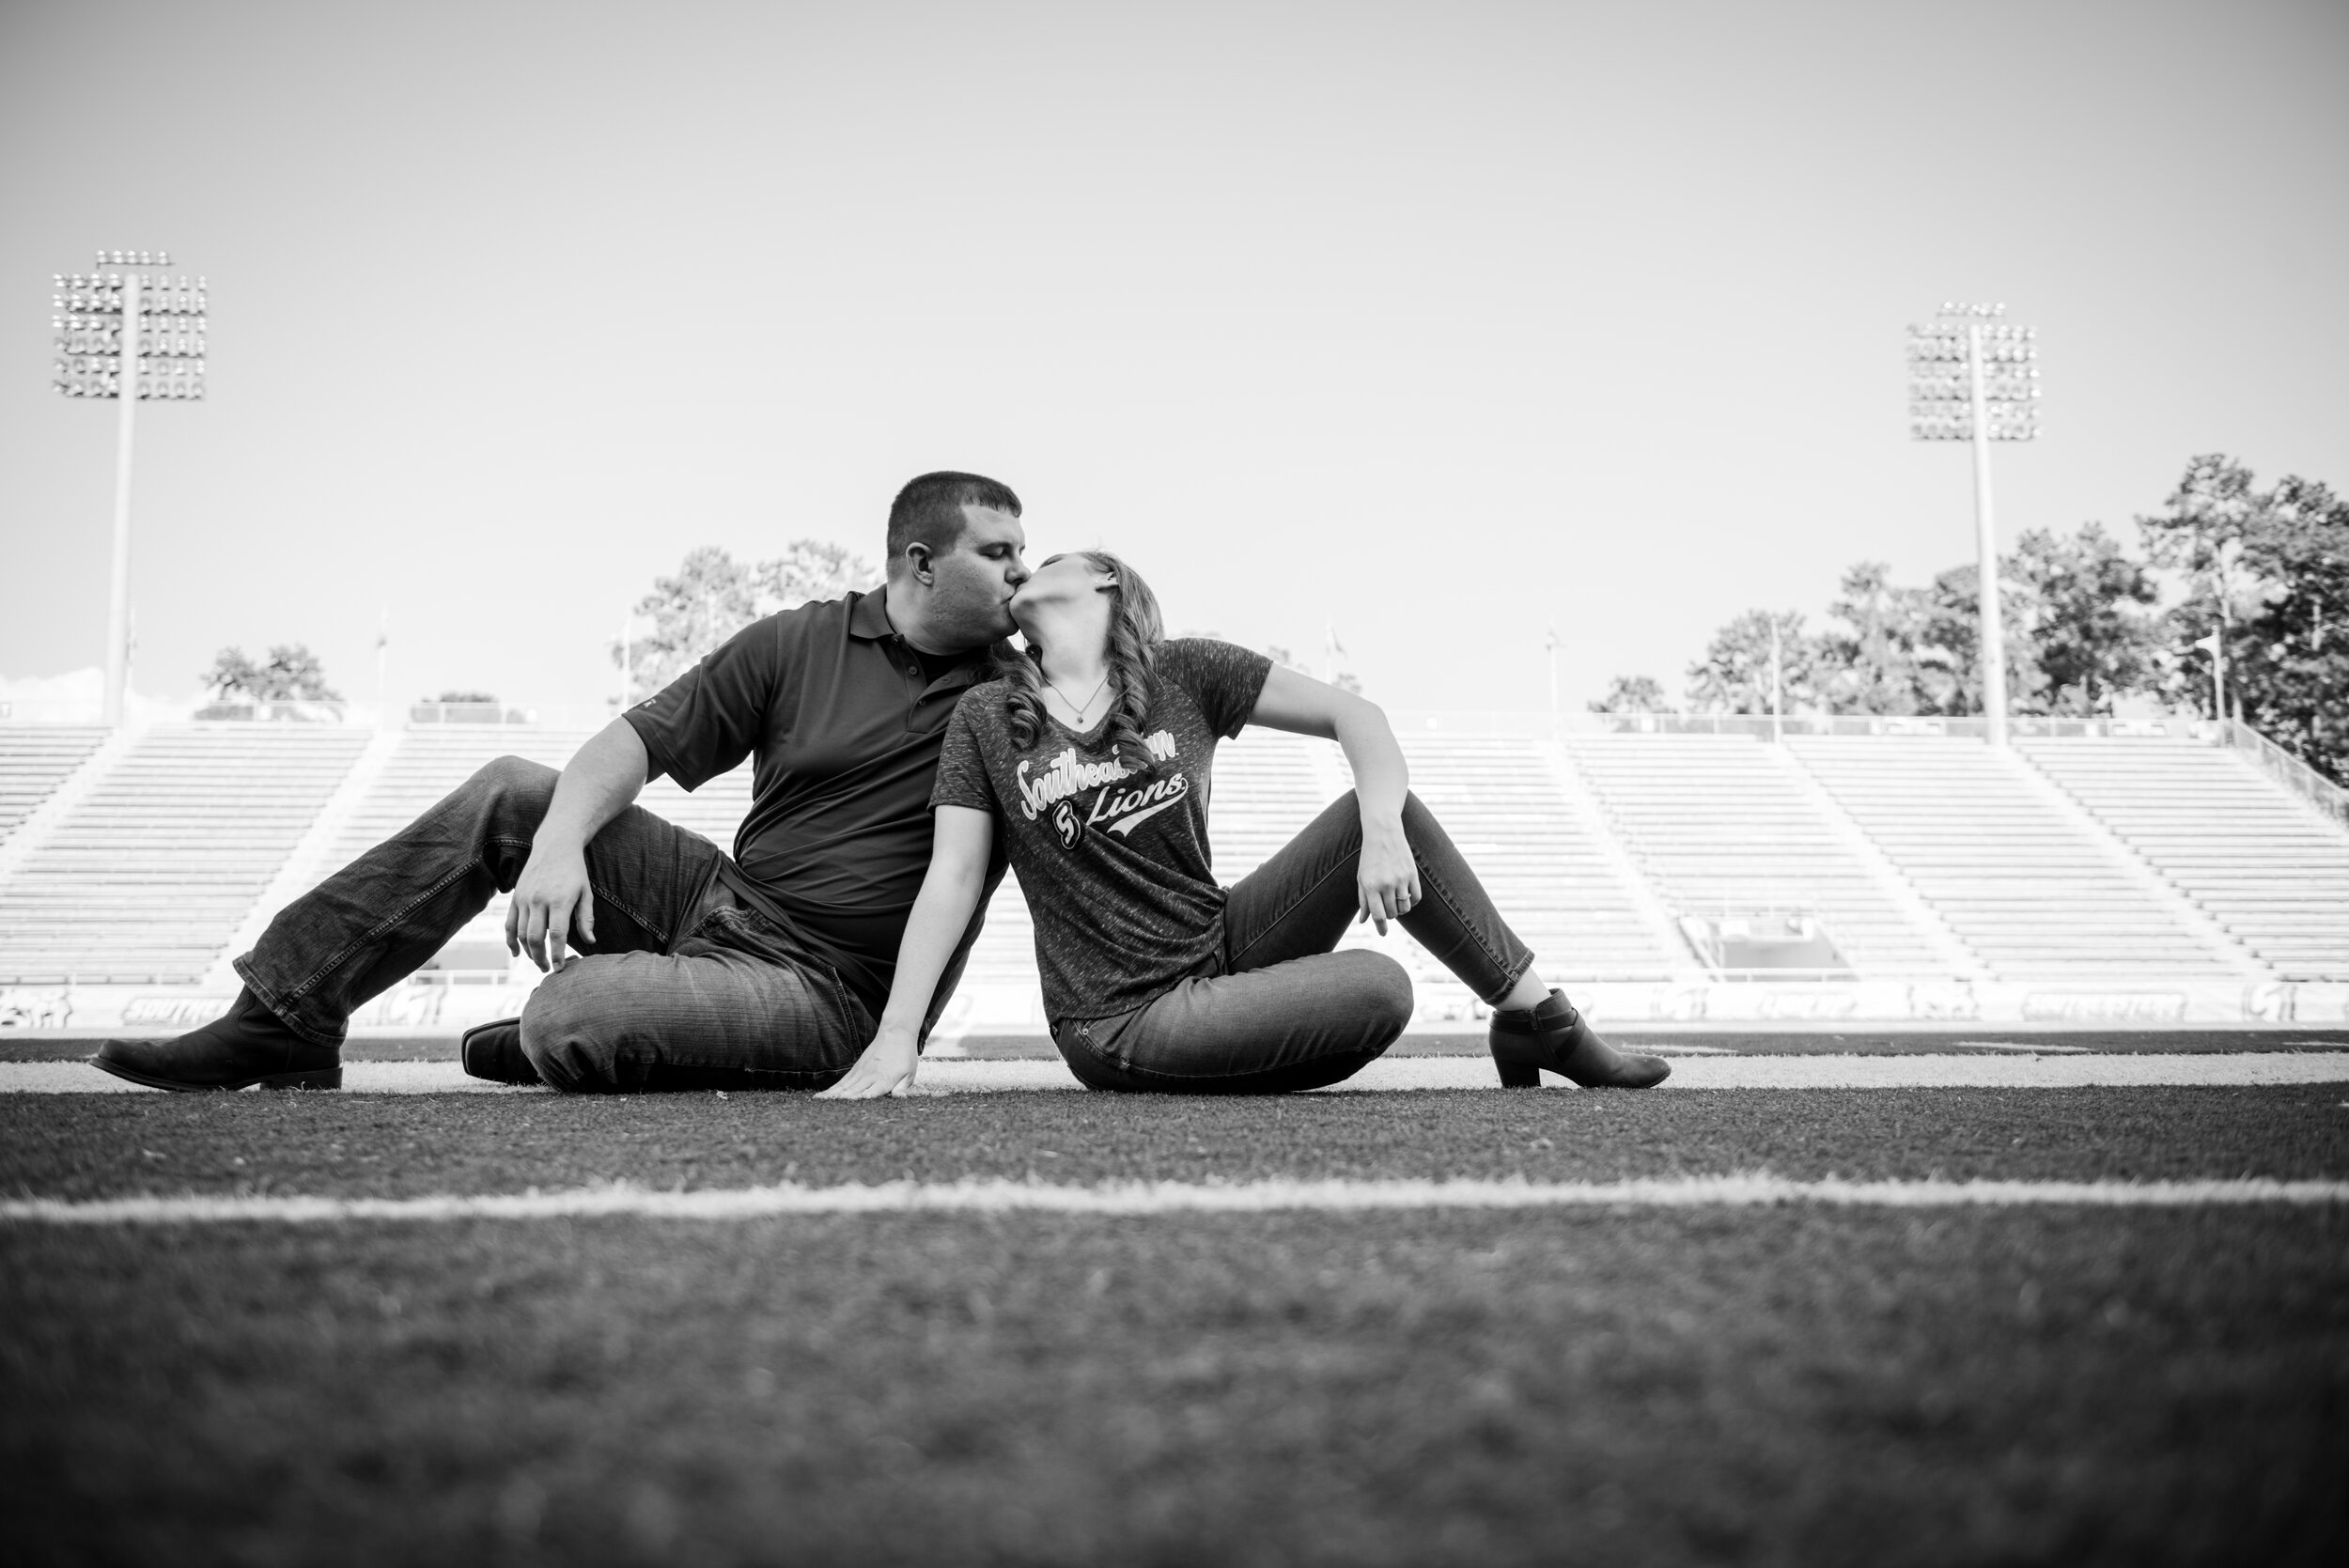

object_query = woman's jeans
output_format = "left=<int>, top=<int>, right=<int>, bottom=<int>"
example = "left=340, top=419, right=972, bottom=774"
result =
left=235, top=756, right=979, bottom=1093
left=1052, top=790, right=1536, bottom=1094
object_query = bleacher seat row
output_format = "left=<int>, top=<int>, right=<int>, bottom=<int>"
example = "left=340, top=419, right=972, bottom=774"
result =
left=0, top=726, right=371, bottom=985
left=0, top=725, right=109, bottom=845
left=0, top=722, right=2342, bottom=989
left=2020, top=738, right=2349, bottom=981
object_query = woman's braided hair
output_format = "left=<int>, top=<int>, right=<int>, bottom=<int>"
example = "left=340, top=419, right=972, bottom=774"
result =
left=1002, top=551, right=1166, bottom=774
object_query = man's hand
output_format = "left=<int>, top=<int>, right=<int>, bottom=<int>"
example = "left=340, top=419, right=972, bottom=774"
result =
left=1356, top=816, right=1421, bottom=936
left=506, top=844, right=596, bottom=971
left=817, top=1026, right=922, bottom=1099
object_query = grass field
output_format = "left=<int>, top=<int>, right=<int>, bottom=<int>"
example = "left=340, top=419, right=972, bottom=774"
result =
left=5, top=1035, right=2346, bottom=1566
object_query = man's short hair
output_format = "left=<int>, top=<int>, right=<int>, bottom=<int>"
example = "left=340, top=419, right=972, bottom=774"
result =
left=886, top=472, right=1021, bottom=574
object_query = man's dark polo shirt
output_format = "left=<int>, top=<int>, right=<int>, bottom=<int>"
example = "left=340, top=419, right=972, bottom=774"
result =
left=622, top=587, right=1001, bottom=1014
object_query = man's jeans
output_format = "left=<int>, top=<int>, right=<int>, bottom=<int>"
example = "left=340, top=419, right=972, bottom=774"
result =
left=236, top=756, right=965, bottom=1093
left=1052, top=790, right=1536, bottom=1094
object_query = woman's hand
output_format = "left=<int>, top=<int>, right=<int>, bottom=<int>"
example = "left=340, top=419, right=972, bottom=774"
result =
left=1356, top=815, right=1422, bottom=935
left=817, top=1025, right=922, bottom=1099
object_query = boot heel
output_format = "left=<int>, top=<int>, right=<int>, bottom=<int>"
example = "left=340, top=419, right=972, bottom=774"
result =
left=260, top=1067, right=342, bottom=1091
left=1492, top=1053, right=1542, bottom=1089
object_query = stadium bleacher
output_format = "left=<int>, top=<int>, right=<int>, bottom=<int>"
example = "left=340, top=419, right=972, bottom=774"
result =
left=2022, top=737, right=2349, bottom=981
left=1212, top=727, right=1338, bottom=881
left=1568, top=734, right=1965, bottom=977
left=0, top=725, right=108, bottom=846
left=1, top=717, right=2341, bottom=998
left=1394, top=734, right=1683, bottom=982
left=1787, top=736, right=2249, bottom=981
left=0, top=724, right=371, bottom=984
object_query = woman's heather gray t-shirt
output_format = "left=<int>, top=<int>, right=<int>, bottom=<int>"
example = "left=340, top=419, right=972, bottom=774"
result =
left=931, top=639, right=1274, bottom=1025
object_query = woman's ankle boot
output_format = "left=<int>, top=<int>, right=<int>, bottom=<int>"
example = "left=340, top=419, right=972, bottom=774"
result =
left=1488, top=989, right=1670, bottom=1089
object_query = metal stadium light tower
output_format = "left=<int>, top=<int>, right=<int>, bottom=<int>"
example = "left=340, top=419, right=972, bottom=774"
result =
left=52, top=249, right=208, bottom=727
left=1907, top=303, right=2038, bottom=747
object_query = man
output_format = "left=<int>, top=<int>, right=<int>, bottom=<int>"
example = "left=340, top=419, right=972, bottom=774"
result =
left=94, top=473, right=1030, bottom=1093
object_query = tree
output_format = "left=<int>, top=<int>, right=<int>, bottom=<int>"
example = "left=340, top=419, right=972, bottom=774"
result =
left=617, top=541, right=880, bottom=701
left=201, top=644, right=341, bottom=703
left=758, top=540, right=879, bottom=612
left=1685, top=611, right=1821, bottom=715
left=2004, top=523, right=2160, bottom=716
left=2232, top=472, right=2349, bottom=780
left=1806, top=536, right=2161, bottom=719
left=1669, top=463, right=2339, bottom=771
left=1872, top=561, right=2048, bottom=719
left=1815, top=562, right=1927, bottom=716
left=1588, top=675, right=1668, bottom=714
left=2141, top=454, right=2349, bottom=779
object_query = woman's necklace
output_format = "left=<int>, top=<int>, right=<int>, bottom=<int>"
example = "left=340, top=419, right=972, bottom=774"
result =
left=1044, top=669, right=1111, bottom=726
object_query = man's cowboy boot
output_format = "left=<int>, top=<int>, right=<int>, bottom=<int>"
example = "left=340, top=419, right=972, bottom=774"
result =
left=91, top=988, right=342, bottom=1091
left=460, top=1017, right=540, bottom=1085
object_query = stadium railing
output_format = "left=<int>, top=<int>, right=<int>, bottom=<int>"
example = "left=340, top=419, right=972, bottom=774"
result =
left=405, top=702, right=620, bottom=728
left=2221, top=720, right=2349, bottom=831
left=1389, top=711, right=2234, bottom=742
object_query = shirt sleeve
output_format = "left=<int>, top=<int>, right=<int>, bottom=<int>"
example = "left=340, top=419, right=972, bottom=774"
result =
left=1159, top=639, right=1274, bottom=739
left=928, top=692, right=1002, bottom=815
left=621, top=616, right=781, bottom=791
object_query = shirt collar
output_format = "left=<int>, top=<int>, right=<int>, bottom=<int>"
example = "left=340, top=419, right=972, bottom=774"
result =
left=851, top=586, right=1003, bottom=686
left=848, top=587, right=895, bottom=642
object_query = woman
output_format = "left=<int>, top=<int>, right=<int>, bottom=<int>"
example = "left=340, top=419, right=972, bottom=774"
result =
left=817, top=551, right=1669, bottom=1098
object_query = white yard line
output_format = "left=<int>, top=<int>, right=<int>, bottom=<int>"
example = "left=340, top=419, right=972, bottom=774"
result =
left=5, top=1174, right=2345, bottom=1227
left=7, top=1053, right=2347, bottom=1095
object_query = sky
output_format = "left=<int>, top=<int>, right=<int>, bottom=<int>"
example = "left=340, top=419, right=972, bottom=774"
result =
left=3, top=0, right=2344, bottom=716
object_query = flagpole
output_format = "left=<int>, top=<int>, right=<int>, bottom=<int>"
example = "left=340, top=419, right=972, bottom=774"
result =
left=1768, top=616, right=1783, bottom=744
left=2211, top=614, right=2226, bottom=727
left=1544, top=629, right=1559, bottom=732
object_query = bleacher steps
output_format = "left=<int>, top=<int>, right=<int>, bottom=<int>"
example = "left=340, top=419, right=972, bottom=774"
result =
left=0, top=724, right=376, bottom=986
left=1785, top=736, right=2246, bottom=982
left=1569, top=735, right=1968, bottom=980
left=1542, top=741, right=1691, bottom=970
left=0, top=725, right=141, bottom=886
left=5, top=719, right=2338, bottom=1001
left=204, top=724, right=406, bottom=988
left=2018, top=737, right=2347, bottom=981
left=1773, top=746, right=1984, bottom=978
left=2009, top=746, right=2268, bottom=979
left=1303, top=737, right=1351, bottom=811
left=1391, top=734, right=1680, bottom=982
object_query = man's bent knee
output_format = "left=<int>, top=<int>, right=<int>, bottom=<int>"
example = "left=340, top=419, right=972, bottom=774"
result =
left=519, top=962, right=630, bottom=1094
left=471, top=753, right=559, bottom=804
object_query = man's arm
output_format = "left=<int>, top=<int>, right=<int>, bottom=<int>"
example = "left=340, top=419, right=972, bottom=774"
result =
left=506, top=718, right=652, bottom=970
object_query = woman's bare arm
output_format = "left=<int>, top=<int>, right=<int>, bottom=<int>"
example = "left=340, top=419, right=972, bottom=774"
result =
left=1245, top=666, right=1420, bottom=932
left=817, top=805, right=997, bottom=1099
